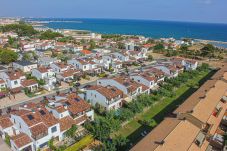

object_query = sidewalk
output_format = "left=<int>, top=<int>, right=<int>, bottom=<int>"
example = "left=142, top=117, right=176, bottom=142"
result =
left=0, top=138, right=11, bottom=151
left=0, top=77, right=98, bottom=110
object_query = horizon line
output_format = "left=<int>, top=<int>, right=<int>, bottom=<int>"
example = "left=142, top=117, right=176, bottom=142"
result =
left=1, top=16, right=227, bottom=25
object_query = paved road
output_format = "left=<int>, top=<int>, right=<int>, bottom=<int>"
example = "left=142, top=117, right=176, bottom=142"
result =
left=0, top=80, right=96, bottom=114
left=0, top=61, right=156, bottom=114
left=0, top=138, right=11, bottom=151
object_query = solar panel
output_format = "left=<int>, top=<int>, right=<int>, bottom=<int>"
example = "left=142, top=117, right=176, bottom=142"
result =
left=123, top=82, right=129, bottom=86
left=74, top=98, right=80, bottom=102
left=39, top=110, right=46, bottom=115
left=27, top=114, right=34, bottom=120
left=65, top=102, right=71, bottom=106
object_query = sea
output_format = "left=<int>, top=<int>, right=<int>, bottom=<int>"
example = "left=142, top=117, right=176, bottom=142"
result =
left=28, top=18, right=227, bottom=47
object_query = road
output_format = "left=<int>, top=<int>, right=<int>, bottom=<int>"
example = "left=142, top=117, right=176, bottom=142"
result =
left=0, top=61, right=157, bottom=114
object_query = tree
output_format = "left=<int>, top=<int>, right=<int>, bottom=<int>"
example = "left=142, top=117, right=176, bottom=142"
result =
left=154, top=43, right=164, bottom=50
left=113, top=135, right=129, bottom=149
left=117, top=42, right=125, bottom=49
left=89, top=40, right=96, bottom=50
left=22, top=53, right=31, bottom=61
left=0, top=49, right=18, bottom=64
left=148, top=54, right=153, bottom=61
left=39, top=30, right=63, bottom=40
left=65, top=125, right=77, bottom=138
left=200, top=44, right=215, bottom=58
left=119, top=108, right=134, bottom=121
left=1, top=23, right=38, bottom=36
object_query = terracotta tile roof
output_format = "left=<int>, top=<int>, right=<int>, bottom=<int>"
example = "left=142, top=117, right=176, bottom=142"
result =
left=131, top=118, right=180, bottom=151
left=132, top=64, right=227, bottom=151
left=88, top=85, right=124, bottom=100
left=0, top=78, right=5, bottom=84
left=6, top=70, right=24, bottom=80
left=30, top=123, right=48, bottom=139
left=113, top=77, right=141, bottom=93
left=14, top=103, right=59, bottom=127
left=59, top=116, right=75, bottom=132
left=55, top=63, right=68, bottom=69
left=21, top=79, right=38, bottom=87
left=37, top=67, right=49, bottom=73
left=147, top=67, right=165, bottom=78
left=61, top=69, right=80, bottom=78
left=81, top=50, right=92, bottom=55
left=60, top=93, right=91, bottom=116
left=56, top=106, right=67, bottom=113
left=11, top=133, right=32, bottom=149
left=0, top=115, right=13, bottom=129
left=140, top=74, right=157, bottom=82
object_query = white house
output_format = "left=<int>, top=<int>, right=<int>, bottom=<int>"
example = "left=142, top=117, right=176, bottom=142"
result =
left=125, top=41, right=135, bottom=50
left=128, top=51, right=147, bottom=60
left=57, top=69, right=81, bottom=82
left=20, top=41, right=36, bottom=52
left=67, top=58, right=101, bottom=74
left=10, top=104, right=61, bottom=150
left=0, top=70, right=26, bottom=89
left=84, top=85, right=124, bottom=111
left=171, top=57, right=198, bottom=71
left=97, top=76, right=150, bottom=99
left=130, top=73, right=157, bottom=90
left=46, top=93, right=94, bottom=126
left=50, top=63, right=71, bottom=74
left=38, top=57, right=61, bottom=67
left=13, top=61, right=38, bottom=73
left=0, top=115, right=14, bottom=139
left=154, top=64, right=179, bottom=78
left=113, top=52, right=129, bottom=62
left=10, top=133, right=34, bottom=151
left=185, top=59, right=198, bottom=70
left=32, top=67, right=56, bottom=91
left=21, top=79, right=39, bottom=92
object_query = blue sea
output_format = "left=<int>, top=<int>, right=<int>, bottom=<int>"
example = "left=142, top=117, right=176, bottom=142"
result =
left=29, top=18, right=227, bottom=43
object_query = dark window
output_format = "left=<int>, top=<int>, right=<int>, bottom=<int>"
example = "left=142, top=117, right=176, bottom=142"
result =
left=39, top=110, right=46, bottom=115
left=51, top=126, right=57, bottom=133
left=27, top=114, right=34, bottom=120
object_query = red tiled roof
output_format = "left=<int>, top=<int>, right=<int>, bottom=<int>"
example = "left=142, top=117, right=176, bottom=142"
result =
left=59, top=116, right=76, bottom=132
left=60, top=93, right=91, bottom=116
left=0, top=115, right=13, bottom=129
left=11, top=133, right=32, bottom=149
left=88, top=85, right=124, bottom=100
left=7, top=71, right=24, bottom=80
left=80, top=50, right=92, bottom=55
left=21, top=79, right=38, bottom=87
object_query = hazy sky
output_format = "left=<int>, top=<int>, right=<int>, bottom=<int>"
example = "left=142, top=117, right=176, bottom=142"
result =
left=1, top=0, right=227, bottom=23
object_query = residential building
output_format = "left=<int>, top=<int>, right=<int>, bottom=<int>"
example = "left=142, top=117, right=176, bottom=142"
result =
left=50, top=63, right=71, bottom=74
left=97, top=76, right=150, bottom=99
left=131, top=64, right=227, bottom=151
left=154, top=64, right=178, bottom=78
left=113, top=52, right=129, bottom=62
left=38, top=57, right=61, bottom=67
left=0, top=70, right=26, bottom=89
left=84, top=85, right=124, bottom=111
left=130, top=72, right=157, bottom=90
left=32, top=67, right=56, bottom=91
left=21, top=79, right=38, bottom=92
left=67, top=58, right=101, bottom=74
left=13, top=61, right=38, bottom=73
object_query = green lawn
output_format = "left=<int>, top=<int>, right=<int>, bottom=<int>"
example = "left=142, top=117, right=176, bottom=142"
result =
left=114, top=70, right=214, bottom=147
left=64, top=135, right=93, bottom=151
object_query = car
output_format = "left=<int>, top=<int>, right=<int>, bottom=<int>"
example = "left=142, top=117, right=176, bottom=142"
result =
left=74, top=82, right=81, bottom=87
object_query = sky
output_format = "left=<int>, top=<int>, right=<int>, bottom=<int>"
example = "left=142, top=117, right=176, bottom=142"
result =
left=0, top=0, right=227, bottom=24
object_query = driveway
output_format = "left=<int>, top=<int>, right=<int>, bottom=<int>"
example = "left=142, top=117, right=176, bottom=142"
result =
left=0, top=138, right=11, bottom=151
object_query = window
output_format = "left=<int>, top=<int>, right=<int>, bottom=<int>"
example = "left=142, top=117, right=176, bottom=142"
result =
left=14, top=80, right=18, bottom=85
left=51, top=126, right=57, bottom=133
